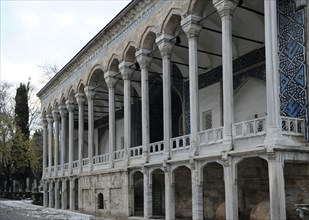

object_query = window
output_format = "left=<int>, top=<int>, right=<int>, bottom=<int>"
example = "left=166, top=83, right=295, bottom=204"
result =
left=202, top=110, right=213, bottom=130
left=98, top=193, right=104, bottom=209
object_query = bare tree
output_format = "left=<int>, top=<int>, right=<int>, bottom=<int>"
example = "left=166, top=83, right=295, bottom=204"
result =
left=37, top=63, right=58, bottom=84
left=0, top=81, right=15, bottom=117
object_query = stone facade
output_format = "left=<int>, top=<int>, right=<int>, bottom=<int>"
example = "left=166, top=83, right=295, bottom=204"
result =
left=38, top=0, right=309, bottom=219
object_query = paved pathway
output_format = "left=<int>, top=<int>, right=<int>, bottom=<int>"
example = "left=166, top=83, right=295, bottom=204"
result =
left=0, top=199, right=94, bottom=220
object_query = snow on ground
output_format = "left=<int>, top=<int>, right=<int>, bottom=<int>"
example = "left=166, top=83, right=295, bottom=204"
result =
left=0, top=199, right=95, bottom=220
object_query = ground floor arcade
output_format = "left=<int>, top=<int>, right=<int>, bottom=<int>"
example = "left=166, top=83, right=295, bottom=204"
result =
left=43, top=150, right=309, bottom=220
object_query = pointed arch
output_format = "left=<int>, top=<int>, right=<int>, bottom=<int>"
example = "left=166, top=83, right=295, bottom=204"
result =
left=122, top=41, right=138, bottom=62
left=107, top=54, right=121, bottom=72
left=160, top=8, right=183, bottom=35
left=86, top=64, right=105, bottom=87
left=186, top=0, right=207, bottom=17
left=139, top=26, right=158, bottom=50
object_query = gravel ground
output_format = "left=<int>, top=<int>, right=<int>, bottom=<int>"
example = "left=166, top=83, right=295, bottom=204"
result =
left=0, top=199, right=94, bottom=220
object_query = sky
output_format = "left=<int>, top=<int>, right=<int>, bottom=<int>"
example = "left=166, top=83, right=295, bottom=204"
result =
left=0, top=0, right=131, bottom=90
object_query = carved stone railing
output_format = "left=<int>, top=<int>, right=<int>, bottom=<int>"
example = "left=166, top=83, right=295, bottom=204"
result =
left=72, top=160, right=79, bottom=169
left=82, top=158, right=89, bottom=166
left=114, top=149, right=124, bottom=161
left=64, top=163, right=69, bottom=170
left=149, top=141, right=164, bottom=154
left=281, top=116, right=305, bottom=136
left=93, top=154, right=109, bottom=165
left=130, top=145, right=143, bottom=158
left=57, top=165, right=61, bottom=172
left=199, top=127, right=224, bottom=143
left=233, top=117, right=266, bottom=138
left=171, top=134, right=190, bottom=150
left=50, top=166, right=55, bottom=173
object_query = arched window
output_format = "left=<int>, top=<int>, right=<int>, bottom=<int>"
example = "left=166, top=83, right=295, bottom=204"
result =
left=98, top=193, right=104, bottom=209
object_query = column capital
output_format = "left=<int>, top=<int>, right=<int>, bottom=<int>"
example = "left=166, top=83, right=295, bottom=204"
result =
left=46, top=114, right=54, bottom=124
left=104, top=71, right=118, bottom=89
left=119, top=61, right=134, bottom=80
left=84, top=86, right=96, bottom=100
left=42, top=117, right=48, bottom=127
left=75, top=93, right=86, bottom=105
left=136, top=49, right=152, bottom=70
left=58, top=105, right=68, bottom=118
left=181, top=15, right=203, bottom=40
left=52, top=110, right=60, bottom=122
left=213, top=0, right=239, bottom=18
left=156, top=34, right=174, bottom=58
left=65, top=100, right=75, bottom=112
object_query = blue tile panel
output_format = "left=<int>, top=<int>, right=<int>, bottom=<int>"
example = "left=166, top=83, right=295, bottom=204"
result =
left=278, top=0, right=307, bottom=119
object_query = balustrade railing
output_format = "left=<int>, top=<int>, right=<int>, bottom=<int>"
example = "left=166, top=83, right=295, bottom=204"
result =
left=281, top=116, right=305, bottom=136
left=64, top=163, right=69, bottom=170
left=114, top=149, right=124, bottom=161
left=130, top=145, right=143, bottom=158
left=51, top=166, right=55, bottom=172
left=199, top=127, right=223, bottom=143
left=149, top=141, right=164, bottom=154
left=171, top=134, right=190, bottom=150
left=72, top=160, right=79, bottom=169
left=233, top=117, right=266, bottom=138
left=82, top=158, right=89, bottom=166
left=93, top=154, right=109, bottom=165
left=57, top=165, right=61, bottom=172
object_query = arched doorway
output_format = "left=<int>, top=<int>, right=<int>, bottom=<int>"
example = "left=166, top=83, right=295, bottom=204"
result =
left=174, top=166, right=192, bottom=219
left=152, top=169, right=165, bottom=217
left=237, top=157, right=269, bottom=219
left=202, top=162, right=225, bottom=219
left=133, top=171, right=144, bottom=216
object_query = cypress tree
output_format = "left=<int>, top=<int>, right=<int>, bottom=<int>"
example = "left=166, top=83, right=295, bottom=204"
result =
left=15, top=83, right=30, bottom=139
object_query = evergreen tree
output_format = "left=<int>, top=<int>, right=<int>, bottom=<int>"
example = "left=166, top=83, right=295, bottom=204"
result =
left=15, top=82, right=30, bottom=139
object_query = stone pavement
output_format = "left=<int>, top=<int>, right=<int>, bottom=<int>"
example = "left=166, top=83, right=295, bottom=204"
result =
left=0, top=199, right=94, bottom=220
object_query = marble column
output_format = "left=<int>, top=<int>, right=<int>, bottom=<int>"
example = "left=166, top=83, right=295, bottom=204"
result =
left=192, top=169, right=203, bottom=220
left=143, top=168, right=152, bottom=219
left=104, top=72, right=117, bottom=168
left=46, top=114, right=54, bottom=176
left=69, top=178, right=76, bottom=210
left=264, top=0, right=283, bottom=145
left=61, top=179, right=68, bottom=209
left=75, top=93, right=85, bottom=173
left=181, top=15, right=202, bottom=156
left=59, top=105, right=67, bottom=176
left=268, top=155, right=286, bottom=219
left=223, top=161, right=238, bottom=220
left=119, top=61, right=134, bottom=166
left=42, top=118, right=48, bottom=178
left=54, top=180, right=60, bottom=209
left=48, top=181, right=54, bottom=208
left=136, top=49, right=152, bottom=163
left=213, top=0, right=238, bottom=147
left=85, top=86, right=95, bottom=169
left=53, top=110, right=60, bottom=176
left=156, top=34, right=174, bottom=159
left=165, top=168, right=175, bottom=220
left=43, top=181, right=48, bottom=207
left=66, top=100, right=75, bottom=173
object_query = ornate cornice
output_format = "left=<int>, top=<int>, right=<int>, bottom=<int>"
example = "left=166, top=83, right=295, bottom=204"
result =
left=38, top=0, right=168, bottom=103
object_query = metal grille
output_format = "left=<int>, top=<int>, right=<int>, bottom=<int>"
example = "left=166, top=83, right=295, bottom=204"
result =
left=202, top=110, right=213, bottom=130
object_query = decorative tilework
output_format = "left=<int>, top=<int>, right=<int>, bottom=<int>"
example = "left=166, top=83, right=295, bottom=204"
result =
left=278, top=0, right=307, bottom=119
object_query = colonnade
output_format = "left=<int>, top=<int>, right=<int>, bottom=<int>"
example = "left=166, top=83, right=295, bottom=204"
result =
left=41, top=0, right=284, bottom=219
left=136, top=154, right=287, bottom=220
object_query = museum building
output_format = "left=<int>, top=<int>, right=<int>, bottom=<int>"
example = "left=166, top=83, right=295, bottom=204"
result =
left=37, top=0, right=309, bottom=219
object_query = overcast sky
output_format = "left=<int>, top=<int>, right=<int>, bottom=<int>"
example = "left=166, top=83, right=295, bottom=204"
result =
left=0, top=0, right=130, bottom=90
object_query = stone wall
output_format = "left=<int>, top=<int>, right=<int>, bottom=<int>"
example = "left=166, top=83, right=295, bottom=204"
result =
left=78, top=170, right=129, bottom=218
